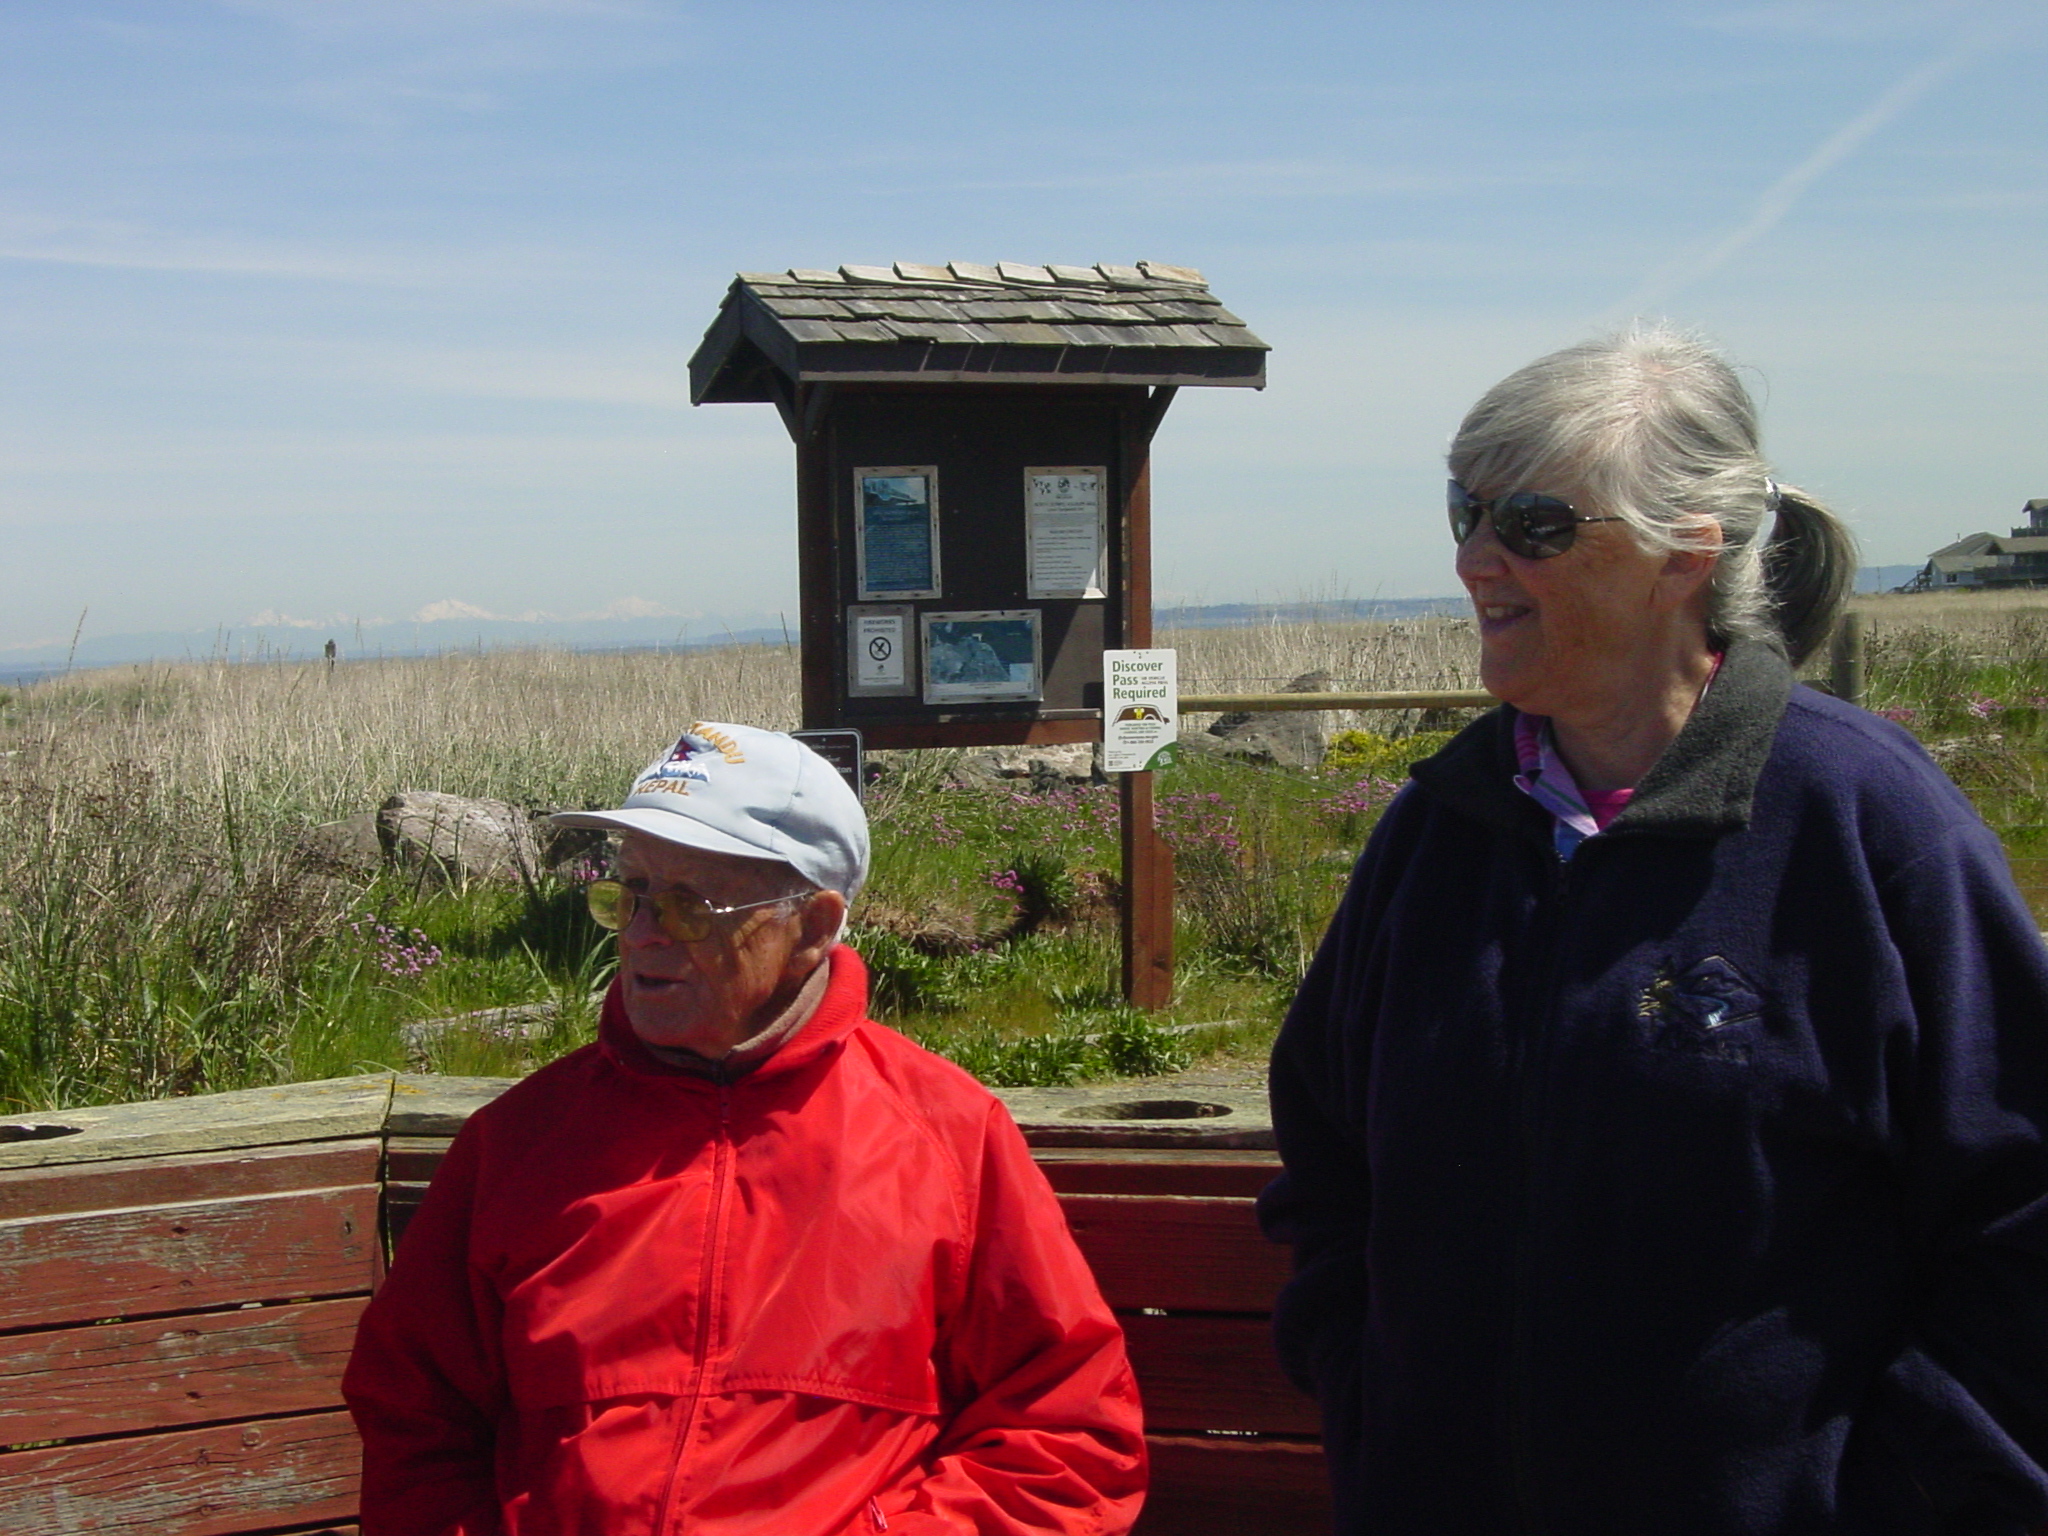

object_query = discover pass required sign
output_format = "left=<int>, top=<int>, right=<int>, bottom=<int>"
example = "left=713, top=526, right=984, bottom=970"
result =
left=1102, top=649, right=1179, bottom=772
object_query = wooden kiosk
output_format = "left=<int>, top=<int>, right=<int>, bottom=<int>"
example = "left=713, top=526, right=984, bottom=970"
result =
left=687, top=260, right=1268, bottom=1003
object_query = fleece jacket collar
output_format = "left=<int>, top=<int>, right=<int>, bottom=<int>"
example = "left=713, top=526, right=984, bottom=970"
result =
left=1410, top=637, right=1795, bottom=846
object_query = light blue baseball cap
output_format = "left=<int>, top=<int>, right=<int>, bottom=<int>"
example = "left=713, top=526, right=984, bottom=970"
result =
left=548, top=722, right=868, bottom=899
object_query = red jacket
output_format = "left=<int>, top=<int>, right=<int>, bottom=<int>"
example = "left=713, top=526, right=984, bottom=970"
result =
left=343, top=946, right=1146, bottom=1535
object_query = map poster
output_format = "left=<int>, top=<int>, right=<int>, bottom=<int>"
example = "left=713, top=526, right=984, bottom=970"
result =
left=846, top=604, right=914, bottom=697
left=1025, top=466, right=1107, bottom=599
left=855, top=466, right=942, bottom=601
left=1102, top=648, right=1179, bottom=772
left=921, top=610, right=1043, bottom=703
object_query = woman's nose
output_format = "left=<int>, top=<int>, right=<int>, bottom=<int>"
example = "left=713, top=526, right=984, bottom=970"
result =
left=1455, top=516, right=1505, bottom=581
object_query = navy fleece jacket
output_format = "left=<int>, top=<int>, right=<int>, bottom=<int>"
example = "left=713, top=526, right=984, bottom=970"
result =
left=1259, top=639, right=2048, bottom=1535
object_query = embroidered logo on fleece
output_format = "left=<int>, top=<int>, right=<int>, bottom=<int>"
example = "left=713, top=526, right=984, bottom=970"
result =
left=1637, top=955, right=1763, bottom=1062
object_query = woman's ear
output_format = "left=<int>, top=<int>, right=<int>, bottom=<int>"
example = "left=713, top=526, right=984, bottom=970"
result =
left=1656, top=518, right=1722, bottom=608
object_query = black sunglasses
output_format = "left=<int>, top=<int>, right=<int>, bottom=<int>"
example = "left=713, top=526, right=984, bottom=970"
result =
left=1447, top=480, right=1626, bottom=559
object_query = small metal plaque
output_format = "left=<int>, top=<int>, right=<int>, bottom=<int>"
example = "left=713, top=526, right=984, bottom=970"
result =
left=791, top=728, right=866, bottom=802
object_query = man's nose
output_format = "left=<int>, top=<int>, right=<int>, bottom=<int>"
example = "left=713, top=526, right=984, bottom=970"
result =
left=620, top=893, right=673, bottom=946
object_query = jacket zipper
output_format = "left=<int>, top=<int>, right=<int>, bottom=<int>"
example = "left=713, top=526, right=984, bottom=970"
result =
left=655, top=1084, right=735, bottom=1536
left=1506, top=846, right=1575, bottom=1536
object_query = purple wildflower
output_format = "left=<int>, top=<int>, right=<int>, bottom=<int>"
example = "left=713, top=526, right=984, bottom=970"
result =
left=351, top=918, right=444, bottom=979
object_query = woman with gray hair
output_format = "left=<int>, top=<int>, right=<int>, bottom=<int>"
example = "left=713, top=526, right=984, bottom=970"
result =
left=1260, top=327, right=2048, bottom=1535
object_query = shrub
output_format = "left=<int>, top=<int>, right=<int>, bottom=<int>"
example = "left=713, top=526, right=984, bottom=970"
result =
left=1321, top=728, right=1455, bottom=781
left=853, top=925, right=965, bottom=1016
left=988, top=845, right=1079, bottom=933
left=1085, top=1006, right=1195, bottom=1078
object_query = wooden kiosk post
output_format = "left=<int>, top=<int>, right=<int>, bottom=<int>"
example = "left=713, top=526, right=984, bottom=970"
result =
left=687, top=261, right=1267, bottom=1005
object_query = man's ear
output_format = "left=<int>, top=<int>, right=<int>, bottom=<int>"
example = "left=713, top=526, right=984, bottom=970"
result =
left=795, top=889, right=848, bottom=964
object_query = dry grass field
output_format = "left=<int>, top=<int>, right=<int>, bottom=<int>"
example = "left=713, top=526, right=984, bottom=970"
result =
left=1849, top=588, right=2048, bottom=627
left=3, top=588, right=2046, bottom=1112
left=4, top=643, right=806, bottom=822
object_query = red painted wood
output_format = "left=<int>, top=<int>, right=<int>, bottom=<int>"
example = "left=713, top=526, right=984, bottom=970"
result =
left=380, top=1138, right=452, bottom=1186
left=382, top=1182, right=435, bottom=1256
left=0, top=1185, right=380, bottom=1330
left=1032, top=1150, right=1280, bottom=1199
left=0, top=1296, right=366, bottom=1445
left=1135, top=1433, right=1330, bottom=1536
left=796, top=379, right=836, bottom=730
left=1120, top=768, right=1176, bottom=1009
left=0, top=1141, right=382, bottom=1222
left=1121, top=1312, right=1319, bottom=1437
left=0, top=1409, right=360, bottom=1536
left=1058, top=1194, right=1290, bottom=1313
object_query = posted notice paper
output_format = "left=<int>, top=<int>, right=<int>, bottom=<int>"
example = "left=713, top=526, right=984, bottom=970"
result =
left=1025, top=469, right=1106, bottom=599
left=1103, top=648, right=1178, bottom=772
left=853, top=612, right=906, bottom=689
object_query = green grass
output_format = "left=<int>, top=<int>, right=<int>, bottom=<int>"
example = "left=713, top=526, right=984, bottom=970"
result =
left=0, top=702, right=1395, bottom=1109
left=10, top=617, right=2048, bottom=1114
left=1858, top=616, right=2048, bottom=925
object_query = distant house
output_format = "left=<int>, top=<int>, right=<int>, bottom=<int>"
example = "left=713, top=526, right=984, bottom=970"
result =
left=1905, top=499, right=2048, bottom=589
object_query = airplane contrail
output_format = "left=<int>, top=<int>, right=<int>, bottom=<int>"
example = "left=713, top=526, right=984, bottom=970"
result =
left=1612, top=24, right=1999, bottom=318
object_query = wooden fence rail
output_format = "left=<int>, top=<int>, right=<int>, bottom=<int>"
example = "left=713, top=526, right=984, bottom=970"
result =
left=1176, top=689, right=1493, bottom=714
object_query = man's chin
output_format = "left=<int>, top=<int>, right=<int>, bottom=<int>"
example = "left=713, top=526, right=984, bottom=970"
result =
left=624, top=991, right=727, bottom=1056
left=629, top=1022, right=737, bottom=1059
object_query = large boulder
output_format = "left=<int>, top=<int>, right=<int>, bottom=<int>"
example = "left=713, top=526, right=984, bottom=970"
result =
left=378, top=791, right=543, bottom=886
left=855, top=895, right=984, bottom=956
left=946, top=742, right=1099, bottom=789
left=296, top=811, right=385, bottom=875
left=1200, top=669, right=1332, bottom=770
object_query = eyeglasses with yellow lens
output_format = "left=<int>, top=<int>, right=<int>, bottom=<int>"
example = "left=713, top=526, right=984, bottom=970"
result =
left=585, top=880, right=798, bottom=943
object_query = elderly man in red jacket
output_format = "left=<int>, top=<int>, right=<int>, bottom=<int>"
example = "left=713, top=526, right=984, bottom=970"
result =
left=343, top=723, right=1146, bottom=1535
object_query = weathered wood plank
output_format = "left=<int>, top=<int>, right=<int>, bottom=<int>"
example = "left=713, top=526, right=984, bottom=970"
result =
left=1032, top=1149, right=1279, bottom=1199
left=0, top=1141, right=382, bottom=1222
left=383, top=1136, right=453, bottom=1185
left=0, top=1185, right=380, bottom=1330
left=0, top=1409, right=360, bottom=1535
left=1135, top=1434, right=1330, bottom=1536
left=1120, top=1313, right=1318, bottom=1436
left=997, top=1084, right=1272, bottom=1150
left=0, top=1076, right=394, bottom=1172
left=1058, top=1194, right=1289, bottom=1313
left=0, top=1296, right=366, bottom=1446
left=1177, top=688, right=1494, bottom=715
left=384, top=1181, right=433, bottom=1254
left=385, top=1076, right=515, bottom=1138
left=380, top=1135, right=456, bottom=1256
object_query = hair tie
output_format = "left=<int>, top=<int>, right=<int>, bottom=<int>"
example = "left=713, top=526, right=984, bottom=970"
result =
left=1764, top=477, right=1782, bottom=513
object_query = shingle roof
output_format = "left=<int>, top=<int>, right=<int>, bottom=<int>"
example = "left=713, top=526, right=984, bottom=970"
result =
left=1931, top=532, right=2000, bottom=558
left=689, top=261, right=1268, bottom=403
left=1928, top=532, right=2048, bottom=568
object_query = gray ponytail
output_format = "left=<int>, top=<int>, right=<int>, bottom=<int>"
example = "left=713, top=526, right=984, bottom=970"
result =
left=1761, top=484, right=1858, bottom=668
left=1447, top=325, right=1857, bottom=667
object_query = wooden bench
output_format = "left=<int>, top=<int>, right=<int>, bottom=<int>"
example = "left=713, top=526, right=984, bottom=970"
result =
left=2, top=1075, right=1326, bottom=1535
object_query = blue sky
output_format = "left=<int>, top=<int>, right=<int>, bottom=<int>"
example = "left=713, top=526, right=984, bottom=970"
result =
left=2, top=0, right=2043, bottom=653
